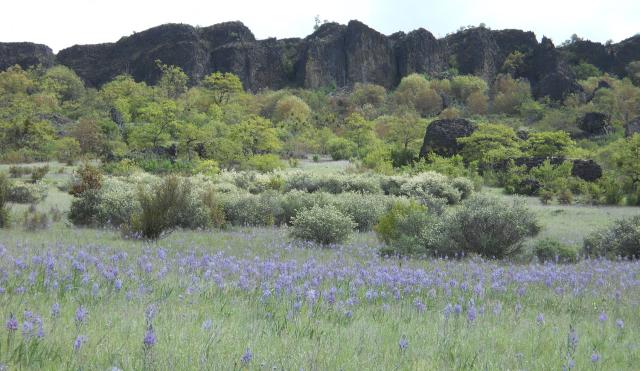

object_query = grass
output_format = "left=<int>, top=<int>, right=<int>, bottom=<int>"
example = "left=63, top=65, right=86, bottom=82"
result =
left=0, top=163, right=639, bottom=369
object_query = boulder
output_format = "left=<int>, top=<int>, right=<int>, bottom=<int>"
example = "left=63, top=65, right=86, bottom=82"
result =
left=571, top=159, right=602, bottom=182
left=625, top=117, right=640, bottom=137
left=577, top=112, right=613, bottom=136
left=419, top=118, right=477, bottom=157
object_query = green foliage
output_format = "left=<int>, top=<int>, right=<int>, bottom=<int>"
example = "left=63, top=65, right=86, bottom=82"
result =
left=70, top=163, right=103, bottom=196
left=243, top=154, right=285, bottom=172
left=394, top=74, right=442, bottom=116
left=0, top=173, right=9, bottom=227
left=450, top=75, right=488, bottom=102
left=583, top=216, right=640, bottom=258
left=155, top=60, right=189, bottom=99
left=326, top=137, right=357, bottom=160
left=219, top=191, right=282, bottom=227
left=289, top=204, right=356, bottom=245
left=491, top=74, right=532, bottom=115
left=525, top=131, right=574, bottom=157
left=439, top=196, right=540, bottom=258
left=7, top=181, right=47, bottom=204
left=375, top=201, right=434, bottom=256
left=572, top=62, right=601, bottom=81
left=534, top=238, right=579, bottom=263
left=626, top=60, right=640, bottom=86
left=68, top=189, right=102, bottom=226
left=458, top=124, right=522, bottom=165
left=332, top=193, right=388, bottom=232
left=202, top=72, right=243, bottom=105
left=41, top=65, right=85, bottom=101
left=54, top=137, right=81, bottom=164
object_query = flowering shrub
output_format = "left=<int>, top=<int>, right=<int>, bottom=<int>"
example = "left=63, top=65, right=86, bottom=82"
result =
left=398, top=172, right=462, bottom=205
left=219, top=192, right=282, bottom=227
left=331, top=192, right=389, bottom=232
left=290, top=204, right=356, bottom=245
left=583, top=216, right=640, bottom=258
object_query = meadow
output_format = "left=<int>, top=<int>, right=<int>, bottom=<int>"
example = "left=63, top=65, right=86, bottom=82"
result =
left=1, top=164, right=639, bottom=370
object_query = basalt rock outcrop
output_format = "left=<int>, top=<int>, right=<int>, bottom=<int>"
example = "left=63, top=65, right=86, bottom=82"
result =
left=0, top=42, right=54, bottom=71
left=571, top=159, right=602, bottom=182
left=577, top=112, right=613, bottom=136
left=2, top=21, right=639, bottom=99
left=625, top=117, right=640, bottom=137
left=419, top=118, right=477, bottom=157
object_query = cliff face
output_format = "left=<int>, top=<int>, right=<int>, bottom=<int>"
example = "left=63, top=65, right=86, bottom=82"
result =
left=2, top=21, right=639, bottom=100
left=0, top=42, right=54, bottom=71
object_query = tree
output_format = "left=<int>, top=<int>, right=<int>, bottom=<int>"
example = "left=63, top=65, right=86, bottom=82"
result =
left=501, top=51, right=525, bottom=76
left=41, top=65, right=85, bottom=102
left=450, top=75, right=488, bottom=102
left=466, top=90, right=488, bottom=115
left=155, top=60, right=188, bottom=99
left=458, top=124, right=522, bottom=164
left=628, top=61, right=640, bottom=86
left=343, top=113, right=376, bottom=152
left=525, top=131, right=574, bottom=158
left=228, top=116, right=281, bottom=155
left=394, top=74, right=442, bottom=116
left=384, top=111, right=423, bottom=150
left=70, top=118, right=106, bottom=155
left=177, top=123, right=205, bottom=161
left=54, top=137, right=81, bottom=164
left=0, top=65, right=34, bottom=97
left=202, top=72, right=243, bottom=105
left=492, top=74, right=532, bottom=115
left=128, top=101, right=179, bottom=150
left=272, top=95, right=311, bottom=133
left=572, top=62, right=601, bottom=81
left=351, top=83, right=386, bottom=109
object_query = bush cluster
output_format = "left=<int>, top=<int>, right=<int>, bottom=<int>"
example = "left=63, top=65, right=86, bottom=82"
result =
left=7, top=181, right=47, bottom=204
left=0, top=173, right=9, bottom=227
left=375, top=195, right=540, bottom=259
left=289, top=205, right=356, bottom=245
left=583, top=216, right=640, bottom=259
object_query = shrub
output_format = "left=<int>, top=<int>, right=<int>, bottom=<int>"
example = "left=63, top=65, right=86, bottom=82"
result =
left=22, top=209, right=50, bottom=231
left=534, top=238, right=579, bottom=263
left=583, top=216, right=640, bottom=259
left=0, top=173, right=10, bottom=227
left=279, top=191, right=329, bottom=225
left=557, top=190, right=573, bottom=205
left=439, top=196, right=540, bottom=258
left=201, top=187, right=226, bottom=228
left=398, top=172, right=462, bottom=204
left=70, top=163, right=103, bottom=196
left=68, top=189, right=102, bottom=226
left=30, top=165, right=49, bottom=183
left=130, top=176, right=207, bottom=239
left=244, top=154, right=285, bottom=172
left=326, top=138, right=357, bottom=160
left=95, top=178, right=139, bottom=227
left=332, top=193, right=388, bottom=232
left=289, top=204, right=356, bottom=245
left=375, top=201, right=436, bottom=256
left=7, top=182, right=47, bottom=204
left=219, top=191, right=282, bottom=226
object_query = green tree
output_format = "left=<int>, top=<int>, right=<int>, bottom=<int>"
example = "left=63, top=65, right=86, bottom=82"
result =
left=458, top=124, right=522, bottom=164
left=343, top=113, right=376, bottom=152
left=501, top=51, right=525, bottom=76
left=450, top=75, right=488, bottom=102
left=394, top=74, right=442, bottom=116
left=202, top=72, right=243, bottom=105
left=55, top=137, right=81, bottom=164
left=572, top=62, right=601, bottom=81
left=228, top=116, right=281, bottom=155
left=383, top=111, right=424, bottom=150
left=525, top=131, right=574, bottom=157
left=272, top=95, right=311, bottom=133
left=155, top=60, right=188, bottom=99
left=492, top=74, right=532, bottom=114
left=626, top=60, right=640, bottom=86
left=40, top=65, right=85, bottom=102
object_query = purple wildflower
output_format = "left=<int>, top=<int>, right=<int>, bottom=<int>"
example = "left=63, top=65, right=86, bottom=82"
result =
left=591, top=352, right=600, bottom=363
left=454, top=304, right=462, bottom=315
left=598, top=311, right=607, bottom=323
left=51, top=303, right=60, bottom=318
left=143, top=326, right=156, bottom=348
left=467, top=306, right=477, bottom=323
left=75, top=306, right=88, bottom=324
left=241, top=349, right=253, bottom=363
left=536, top=313, right=544, bottom=325
left=6, top=314, right=18, bottom=332
left=615, top=319, right=624, bottom=329
left=202, top=319, right=213, bottom=331
left=399, top=336, right=409, bottom=351
left=73, top=335, right=87, bottom=351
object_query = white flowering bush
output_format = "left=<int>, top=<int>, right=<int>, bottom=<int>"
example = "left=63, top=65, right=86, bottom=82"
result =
left=7, top=181, right=48, bottom=204
left=95, top=178, right=139, bottom=226
left=331, top=193, right=388, bottom=231
left=398, top=172, right=462, bottom=204
left=290, top=204, right=356, bottom=245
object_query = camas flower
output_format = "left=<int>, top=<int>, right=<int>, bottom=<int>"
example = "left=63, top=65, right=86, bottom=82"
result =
left=75, top=306, right=88, bottom=324
left=241, top=349, right=253, bottom=363
left=73, top=335, right=87, bottom=351
left=143, top=326, right=156, bottom=348
left=6, top=314, right=18, bottom=332
left=398, top=336, right=409, bottom=351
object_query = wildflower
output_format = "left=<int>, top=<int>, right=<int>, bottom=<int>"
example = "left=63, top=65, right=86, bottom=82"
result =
left=467, top=306, right=477, bottom=323
left=591, top=352, right=600, bottom=363
left=398, top=336, right=409, bottom=351
left=21, top=320, right=34, bottom=338
left=51, top=303, right=60, bottom=318
left=143, top=326, right=156, bottom=348
left=454, top=304, right=462, bottom=315
left=567, top=327, right=579, bottom=354
left=114, top=279, right=122, bottom=291
left=6, top=314, right=18, bottom=332
left=202, top=319, right=213, bottom=331
left=414, top=299, right=426, bottom=313
left=75, top=306, right=88, bottom=324
left=598, top=311, right=607, bottom=323
left=241, top=349, right=253, bottom=363
left=73, top=335, right=87, bottom=351
left=536, top=313, right=544, bottom=325
left=615, top=319, right=624, bottom=329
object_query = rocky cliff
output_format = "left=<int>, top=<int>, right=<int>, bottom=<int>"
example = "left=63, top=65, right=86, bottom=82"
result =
left=2, top=21, right=639, bottom=100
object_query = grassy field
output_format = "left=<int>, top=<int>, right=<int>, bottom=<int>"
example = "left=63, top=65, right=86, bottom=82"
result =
left=0, top=165, right=639, bottom=369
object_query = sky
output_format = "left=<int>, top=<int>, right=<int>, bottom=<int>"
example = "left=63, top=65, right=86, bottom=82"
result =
left=1, top=0, right=638, bottom=52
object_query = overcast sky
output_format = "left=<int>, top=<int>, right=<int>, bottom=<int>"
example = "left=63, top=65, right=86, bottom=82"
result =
left=1, top=0, right=638, bottom=52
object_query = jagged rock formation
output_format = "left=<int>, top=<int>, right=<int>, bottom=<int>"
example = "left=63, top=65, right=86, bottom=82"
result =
left=419, top=118, right=477, bottom=157
left=625, top=116, right=640, bottom=137
left=2, top=21, right=639, bottom=99
left=0, top=42, right=54, bottom=71
left=577, top=112, right=613, bottom=136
